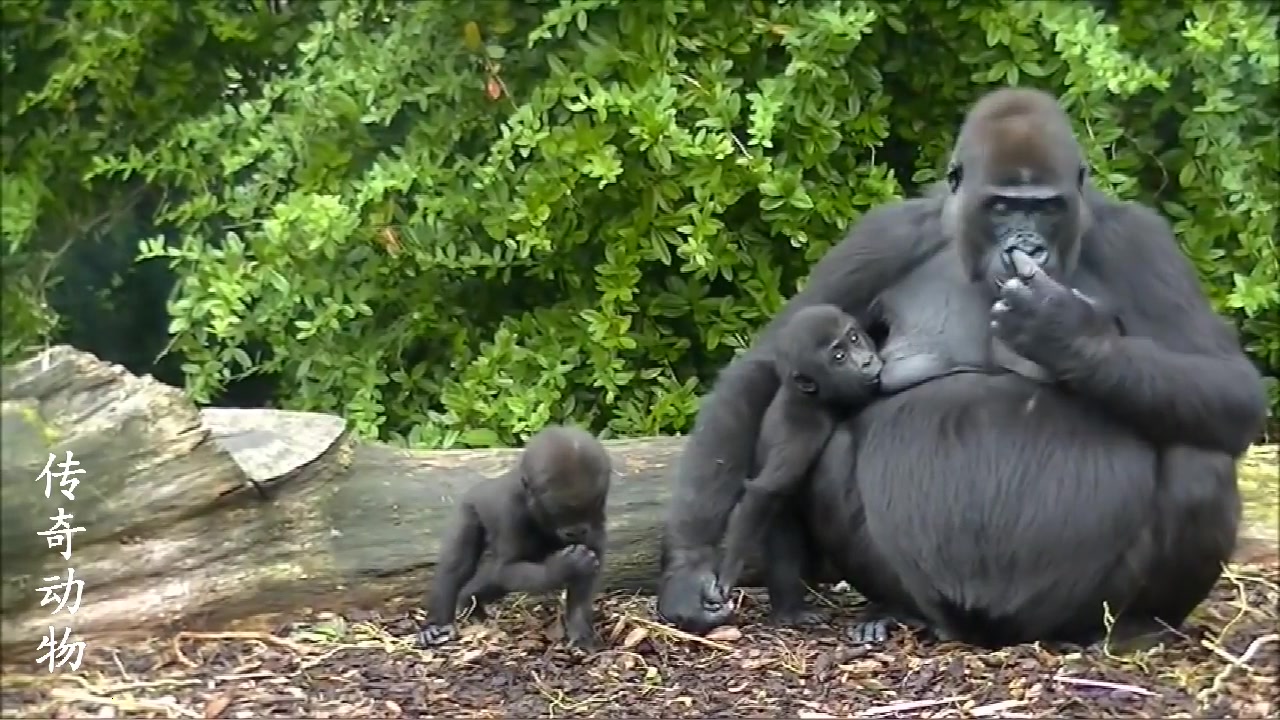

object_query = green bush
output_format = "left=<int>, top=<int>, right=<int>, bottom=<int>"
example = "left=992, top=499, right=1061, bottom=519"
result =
left=7, top=0, right=1279, bottom=446
left=0, top=0, right=314, bottom=361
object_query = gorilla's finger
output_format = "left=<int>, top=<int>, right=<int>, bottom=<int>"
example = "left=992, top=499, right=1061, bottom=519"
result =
left=702, top=575, right=729, bottom=606
left=1001, top=277, right=1022, bottom=292
left=998, top=280, right=1036, bottom=308
left=1009, top=248, right=1041, bottom=279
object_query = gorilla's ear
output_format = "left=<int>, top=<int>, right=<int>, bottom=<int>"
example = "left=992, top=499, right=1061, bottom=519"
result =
left=946, top=160, right=963, bottom=192
left=791, top=372, right=818, bottom=395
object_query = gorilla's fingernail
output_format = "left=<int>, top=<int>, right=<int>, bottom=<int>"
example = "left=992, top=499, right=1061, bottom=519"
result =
left=1010, top=248, right=1037, bottom=271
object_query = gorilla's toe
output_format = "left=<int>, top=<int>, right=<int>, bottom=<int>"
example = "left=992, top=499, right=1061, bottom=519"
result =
left=846, top=619, right=893, bottom=645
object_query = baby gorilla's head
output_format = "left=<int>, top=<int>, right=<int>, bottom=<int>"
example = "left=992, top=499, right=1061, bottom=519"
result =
left=775, top=304, right=881, bottom=407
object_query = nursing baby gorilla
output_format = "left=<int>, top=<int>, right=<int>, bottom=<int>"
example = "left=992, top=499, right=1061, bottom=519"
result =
left=658, top=87, right=1267, bottom=649
left=716, top=305, right=882, bottom=622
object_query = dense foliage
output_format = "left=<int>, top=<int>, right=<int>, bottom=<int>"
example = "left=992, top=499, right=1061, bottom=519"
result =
left=4, top=0, right=1278, bottom=447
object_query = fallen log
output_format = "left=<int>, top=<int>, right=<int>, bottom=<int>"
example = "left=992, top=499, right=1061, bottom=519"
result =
left=1, top=346, right=1276, bottom=651
left=0, top=346, right=689, bottom=649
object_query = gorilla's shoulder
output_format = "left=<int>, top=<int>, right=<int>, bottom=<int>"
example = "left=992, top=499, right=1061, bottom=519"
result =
left=850, top=193, right=944, bottom=238
left=1083, top=189, right=1178, bottom=247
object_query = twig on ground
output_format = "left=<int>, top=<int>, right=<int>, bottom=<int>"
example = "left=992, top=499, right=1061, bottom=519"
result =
left=1198, top=632, right=1280, bottom=704
left=176, top=631, right=312, bottom=656
left=110, top=649, right=134, bottom=681
left=172, top=634, right=199, bottom=668
left=854, top=694, right=971, bottom=716
left=622, top=616, right=737, bottom=653
left=49, top=687, right=200, bottom=719
left=1053, top=674, right=1158, bottom=696
left=969, top=699, right=1031, bottom=717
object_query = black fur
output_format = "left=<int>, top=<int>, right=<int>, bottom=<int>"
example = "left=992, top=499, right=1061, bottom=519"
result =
left=657, top=87, right=1267, bottom=648
left=716, top=305, right=881, bottom=625
left=419, top=425, right=610, bottom=649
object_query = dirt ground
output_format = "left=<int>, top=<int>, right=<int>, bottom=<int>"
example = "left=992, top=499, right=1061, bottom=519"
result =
left=2, top=563, right=1276, bottom=719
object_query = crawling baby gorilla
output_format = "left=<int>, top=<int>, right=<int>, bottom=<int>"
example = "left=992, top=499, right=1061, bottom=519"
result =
left=716, top=305, right=881, bottom=623
left=418, top=425, right=611, bottom=650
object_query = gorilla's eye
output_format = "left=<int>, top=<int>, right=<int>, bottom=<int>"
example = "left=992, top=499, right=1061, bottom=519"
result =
left=832, top=349, right=848, bottom=363
left=946, top=162, right=963, bottom=191
left=991, top=201, right=1009, bottom=215
left=847, top=330, right=861, bottom=345
left=1077, top=165, right=1087, bottom=188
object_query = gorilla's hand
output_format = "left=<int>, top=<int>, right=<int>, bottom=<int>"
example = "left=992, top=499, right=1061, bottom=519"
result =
left=990, top=250, right=1116, bottom=374
left=656, top=561, right=733, bottom=635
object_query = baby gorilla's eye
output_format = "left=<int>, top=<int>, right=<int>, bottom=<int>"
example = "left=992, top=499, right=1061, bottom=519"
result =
left=832, top=349, right=847, bottom=363
left=848, top=331, right=861, bottom=345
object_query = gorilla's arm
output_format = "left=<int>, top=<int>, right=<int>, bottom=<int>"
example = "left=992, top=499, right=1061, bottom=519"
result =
left=665, top=199, right=947, bottom=554
left=1065, top=203, right=1267, bottom=455
left=658, top=199, right=946, bottom=631
left=563, top=525, right=606, bottom=648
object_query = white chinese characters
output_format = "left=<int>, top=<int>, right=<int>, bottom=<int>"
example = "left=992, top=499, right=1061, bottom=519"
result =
left=33, top=451, right=88, bottom=672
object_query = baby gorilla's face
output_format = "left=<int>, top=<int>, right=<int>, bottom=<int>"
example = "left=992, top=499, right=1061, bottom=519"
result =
left=527, top=471, right=606, bottom=542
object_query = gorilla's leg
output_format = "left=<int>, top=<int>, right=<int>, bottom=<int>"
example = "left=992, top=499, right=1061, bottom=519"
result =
left=802, top=422, right=925, bottom=644
left=1103, top=447, right=1240, bottom=651
left=761, top=504, right=826, bottom=626
left=457, top=568, right=508, bottom=622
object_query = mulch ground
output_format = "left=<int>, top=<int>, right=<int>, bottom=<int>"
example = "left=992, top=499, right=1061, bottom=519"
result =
left=3, top=563, right=1276, bottom=719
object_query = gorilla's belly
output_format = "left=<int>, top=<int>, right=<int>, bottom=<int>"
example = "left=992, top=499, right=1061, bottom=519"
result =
left=848, top=372, right=1158, bottom=567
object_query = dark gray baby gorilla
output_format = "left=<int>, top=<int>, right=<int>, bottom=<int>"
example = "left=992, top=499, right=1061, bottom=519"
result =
left=419, top=425, right=611, bottom=650
left=716, top=304, right=881, bottom=625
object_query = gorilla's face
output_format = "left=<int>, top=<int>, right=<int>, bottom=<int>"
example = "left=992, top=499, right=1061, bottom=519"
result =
left=520, top=439, right=610, bottom=542
left=778, top=305, right=882, bottom=408
left=944, top=162, right=1087, bottom=290
left=940, top=111, right=1091, bottom=292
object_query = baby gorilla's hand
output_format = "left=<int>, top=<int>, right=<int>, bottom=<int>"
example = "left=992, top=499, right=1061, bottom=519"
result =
left=551, top=544, right=599, bottom=581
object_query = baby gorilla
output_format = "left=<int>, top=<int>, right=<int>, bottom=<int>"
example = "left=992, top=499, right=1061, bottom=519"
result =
left=417, top=425, right=611, bottom=649
left=716, top=304, right=882, bottom=613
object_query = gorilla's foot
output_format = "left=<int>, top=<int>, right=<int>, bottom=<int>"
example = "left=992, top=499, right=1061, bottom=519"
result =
left=768, top=603, right=827, bottom=627
left=846, top=619, right=893, bottom=645
left=845, top=609, right=944, bottom=645
left=657, top=565, right=734, bottom=635
left=416, top=622, right=457, bottom=647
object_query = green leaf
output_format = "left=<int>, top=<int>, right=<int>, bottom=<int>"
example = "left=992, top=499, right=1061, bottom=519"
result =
left=460, top=427, right=503, bottom=448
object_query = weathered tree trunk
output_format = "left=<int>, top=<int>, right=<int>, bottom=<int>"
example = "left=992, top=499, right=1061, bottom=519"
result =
left=0, top=347, right=689, bottom=649
left=1, top=346, right=1276, bottom=651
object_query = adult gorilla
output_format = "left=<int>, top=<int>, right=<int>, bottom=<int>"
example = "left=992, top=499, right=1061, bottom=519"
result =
left=657, top=87, right=1268, bottom=649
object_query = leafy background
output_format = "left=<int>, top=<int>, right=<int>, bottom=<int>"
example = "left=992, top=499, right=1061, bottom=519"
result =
left=3, top=0, right=1277, bottom=448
